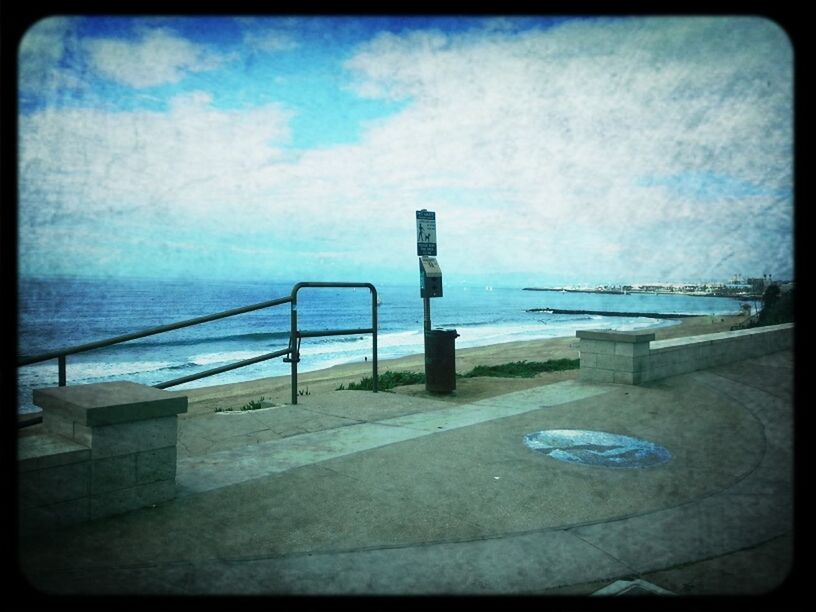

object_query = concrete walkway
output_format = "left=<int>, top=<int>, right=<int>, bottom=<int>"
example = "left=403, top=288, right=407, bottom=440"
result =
left=17, top=350, right=794, bottom=596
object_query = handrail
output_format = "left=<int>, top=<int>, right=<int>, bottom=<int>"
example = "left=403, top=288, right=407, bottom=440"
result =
left=17, top=282, right=378, bottom=413
left=289, top=282, right=378, bottom=404
left=153, top=348, right=292, bottom=390
left=17, top=296, right=294, bottom=366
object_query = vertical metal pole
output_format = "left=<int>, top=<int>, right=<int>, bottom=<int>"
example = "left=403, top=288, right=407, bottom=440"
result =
left=291, top=295, right=298, bottom=405
left=371, top=286, right=378, bottom=393
left=423, top=294, right=431, bottom=387
left=58, top=355, right=66, bottom=387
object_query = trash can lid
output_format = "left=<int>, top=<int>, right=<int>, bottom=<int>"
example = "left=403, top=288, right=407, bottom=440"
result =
left=429, top=328, right=459, bottom=337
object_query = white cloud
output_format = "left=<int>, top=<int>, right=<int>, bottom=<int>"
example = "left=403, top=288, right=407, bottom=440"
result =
left=243, top=28, right=299, bottom=52
left=331, top=17, right=793, bottom=278
left=19, top=91, right=294, bottom=235
left=344, top=17, right=791, bottom=188
left=19, top=17, right=794, bottom=282
left=85, top=27, right=232, bottom=87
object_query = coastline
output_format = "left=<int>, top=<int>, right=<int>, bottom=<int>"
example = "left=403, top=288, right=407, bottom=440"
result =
left=177, top=313, right=749, bottom=415
left=523, top=287, right=763, bottom=300
left=526, top=307, right=699, bottom=318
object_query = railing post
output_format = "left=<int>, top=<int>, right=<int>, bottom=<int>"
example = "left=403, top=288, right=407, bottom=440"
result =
left=291, top=290, right=299, bottom=405
left=371, top=286, right=378, bottom=393
left=58, top=355, right=66, bottom=387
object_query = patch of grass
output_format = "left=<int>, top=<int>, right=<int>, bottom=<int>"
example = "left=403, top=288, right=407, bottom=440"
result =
left=461, top=359, right=579, bottom=378
left=337, top=370, right=425, bottom=391
left=336, top=359, right=580, bottom=391
left=240, top=396, right=266, bottom=411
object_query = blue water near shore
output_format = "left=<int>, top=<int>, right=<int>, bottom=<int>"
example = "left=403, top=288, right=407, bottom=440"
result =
left=16, top=276, right=745, bottom=413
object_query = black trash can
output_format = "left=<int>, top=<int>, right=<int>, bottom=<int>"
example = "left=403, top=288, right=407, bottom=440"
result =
left=425, top=328, right=459, bottom=394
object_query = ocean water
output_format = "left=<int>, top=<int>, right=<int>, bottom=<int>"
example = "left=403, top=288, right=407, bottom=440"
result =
left=16, top=276, right=744, bottom=413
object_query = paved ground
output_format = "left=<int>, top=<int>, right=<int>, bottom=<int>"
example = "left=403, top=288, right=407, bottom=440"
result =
left=16, top=349, right=796, bottom=599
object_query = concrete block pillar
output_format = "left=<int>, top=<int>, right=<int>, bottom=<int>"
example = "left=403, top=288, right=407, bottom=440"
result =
left=576, top=329, right=655, bottom=385
left=27, top=381, right=187, bottom=524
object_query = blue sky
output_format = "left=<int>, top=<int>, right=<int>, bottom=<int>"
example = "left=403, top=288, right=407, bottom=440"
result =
left=18, top=15, right=793, bottom=286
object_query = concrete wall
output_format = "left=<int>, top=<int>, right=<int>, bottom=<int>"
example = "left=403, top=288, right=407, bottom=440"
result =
left=18, top=382, right=187, bottom=534
left=576, top=330, right=655, bottom=385
left=577, top=323, right=793, bottom=385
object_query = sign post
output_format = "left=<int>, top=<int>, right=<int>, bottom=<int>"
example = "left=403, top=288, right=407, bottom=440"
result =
left=415, top=210, right=456, bottom=394
left=416, top=210, right=438, bottom=335
left=420, top=259, right=430, bottom=334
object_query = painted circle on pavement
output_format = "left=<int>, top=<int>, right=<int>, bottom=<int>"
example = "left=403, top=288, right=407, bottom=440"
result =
left=523, top=429, right=671, bottom=469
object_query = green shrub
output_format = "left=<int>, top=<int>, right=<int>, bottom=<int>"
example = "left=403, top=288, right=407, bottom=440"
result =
left=756, top=286, right=794, bottom=326
left=337, top=370, right=425, bottom=391
left=240, top=396, right=266, bottom=411
left=461, top=359, right=579, bottom=378
left=336, top=359, right=580, bottom=391
left=741, top=286, right=794, bottom=329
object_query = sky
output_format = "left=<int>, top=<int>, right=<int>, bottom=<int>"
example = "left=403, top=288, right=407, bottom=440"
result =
left=17, top=15, right=794, bottom=287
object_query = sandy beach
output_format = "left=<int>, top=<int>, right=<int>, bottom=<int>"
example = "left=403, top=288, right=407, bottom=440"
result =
left=177, top=314, right=749, bottom=416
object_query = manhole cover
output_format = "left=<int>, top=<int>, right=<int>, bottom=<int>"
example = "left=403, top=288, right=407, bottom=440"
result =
left=523, top=429, right=671, bottom=469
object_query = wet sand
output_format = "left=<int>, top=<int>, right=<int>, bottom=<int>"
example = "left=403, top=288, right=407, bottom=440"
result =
left=177, top=314, right=750, bottom=415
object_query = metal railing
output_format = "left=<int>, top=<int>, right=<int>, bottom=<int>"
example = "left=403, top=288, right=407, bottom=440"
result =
left=289, top=282, right=378, bottom=404
left=17, top=281, right=378, bottom=415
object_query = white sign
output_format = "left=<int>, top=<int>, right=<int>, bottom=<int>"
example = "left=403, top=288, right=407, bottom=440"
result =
left=416, top=210, right=437, bottom=256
